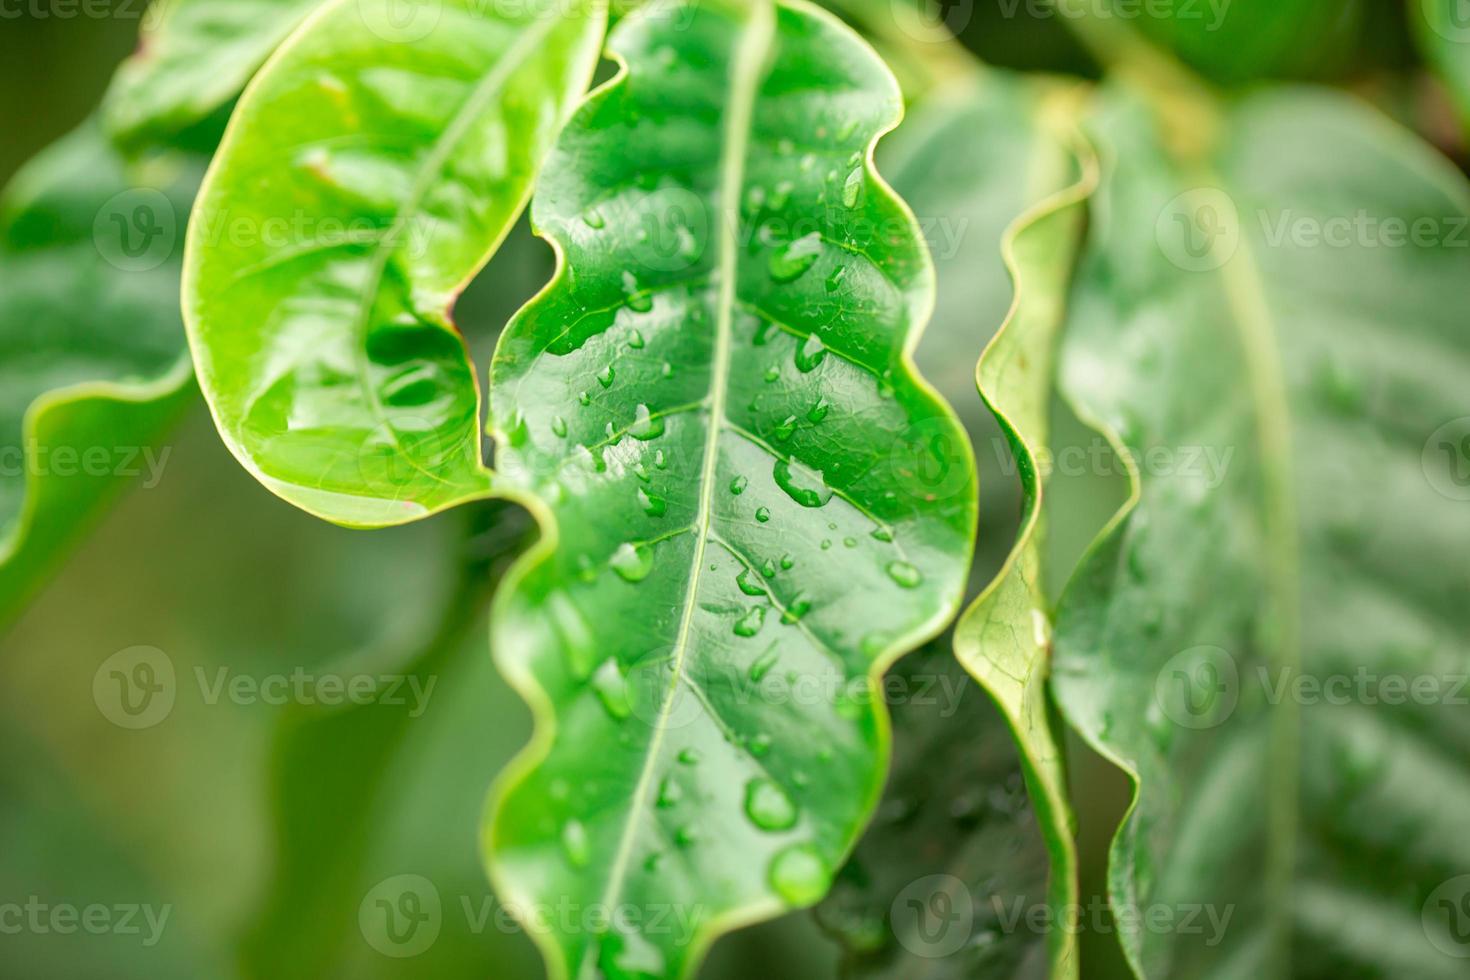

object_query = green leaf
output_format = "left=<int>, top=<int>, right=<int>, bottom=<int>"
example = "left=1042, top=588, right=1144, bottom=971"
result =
left=1414, top=0, right=1470, bottom=128
left=817, top=70, right=1093, bottom=980
left=103, top=0, right=320, bottom=155
left=0, top=122, right=198, bottom=627
left=1051, top=82, right=1470, bottom=979
left=949, top=80, right=1094, bottom=980
left=183, top=0, right=607, bottom=527
left=482, top=1, right=976, bottom=977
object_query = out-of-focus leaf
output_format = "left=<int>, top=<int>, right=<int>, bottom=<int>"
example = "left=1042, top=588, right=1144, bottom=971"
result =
left=1415, top=0, right=1470, bottom=129
left=0, top=122, right=197, bottom=627
left=817, top=70, right=1093, bottom=980
left=1066, top=0, right=1366, bottom=84
left=183, top=0, right=607, bottom=526
left=483, top=1, right=976, bottom=976
left=103, top=0, right=319, bottom=155
left=1052, top=81, right=1470, bottom=980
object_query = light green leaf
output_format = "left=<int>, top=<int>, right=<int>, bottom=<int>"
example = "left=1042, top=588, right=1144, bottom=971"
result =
left=482, top=2, right=976, bottom=977
left=817, top=70, right=1093, bottom=979
left=1414, top=0, right=1470, bottom=128
left=103, top=0, right=320, bottom=155
left=949, top=79, right=1094, bottom=980
left=183, top=0, right=607, bottom=527
left=1052, top=82, right=1470, bottom=979
left=0, top=122, right=198, bottom=627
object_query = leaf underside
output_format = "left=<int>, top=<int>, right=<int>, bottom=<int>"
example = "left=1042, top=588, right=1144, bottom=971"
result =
left=183, top=0, right=606, bottom=526
left=1052, top=84, right=1470, bottom=980
left=484, top=2, right=975, bottom=977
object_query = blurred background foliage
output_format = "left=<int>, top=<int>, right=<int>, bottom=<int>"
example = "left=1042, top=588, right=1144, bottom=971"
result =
left=0, top=1, right=1463, bottom=978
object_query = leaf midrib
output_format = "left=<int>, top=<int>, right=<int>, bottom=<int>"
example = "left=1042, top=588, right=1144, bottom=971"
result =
left=347, top=7, right=563, bottom=484
left=583, top=3, right=776, bottom=973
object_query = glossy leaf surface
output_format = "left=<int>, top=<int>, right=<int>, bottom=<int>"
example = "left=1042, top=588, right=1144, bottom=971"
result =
left=0, top=123, right=197, bottom=625
left=103, top=0, right=319, bottom=154
left=484, top=2, right=976, bottom=977
left=1052, top=82, right=1470, bottom=979
left=184, top=0, right=606, bottom=526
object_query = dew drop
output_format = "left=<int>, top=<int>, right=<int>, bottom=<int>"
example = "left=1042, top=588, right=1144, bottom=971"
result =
left=794, top=334, right=827, bottom=373
left=551, top=415, right=568, bottom=438
left=749, top=646, right=779, bottom=681
left=779, top=553, right=794, bottom=570
left=870, top=526, right=893, bottom=542
left=768, top=232, right=822, bottom=282
left=769, top=844, right=828, bottom=905
left=562, top=820, right=591, bottom=868
left=736, top=567, right=767, bottom=596
left=885, top=560, right=923, bottom=588
left=806, top=397, right=830, bottom=423
left=745, top=778, right=799, bottom=831
left=748, top=733, right=772, bottom=756
left=628, top=329, right=646, bottom=349
left=774, top=415, right=797, bottom=441
left=841, top=168, right=863, bottom=208
left=657, top=776, right=682, bottom=808
left=591, top=658, right=630, bottom=719
left=820, top=539, right=831, bottom=550
left=583, top=207, right=606, bottom=229
left=734, top=606, right=766, bottom=637
left=610, top=542, right=654, bottom=582
left=622, top=270, right=652, bottom=312
left=674, top=827, right=697, bottom=848
left=755, top=506, right=771, bottom=523
left=729, top=475, right=749, bottom=495
left=598, top=364, right=616, bottom=388
left=824, top=266, right=847, bottom=293
left=760, top=558, right=777, bottom=578
left=578, top=390, right=591, bottom=407
left=773, top=459, right=833, bottom=508
left=780, top=595, right=811, bottom=623
left=638, top=487, right=666, bottom=517
left=629, top=403, right=664, bottom=440
left=764, top=365, right=780, bottom=383
left=677, top=748, right=701, bottom=766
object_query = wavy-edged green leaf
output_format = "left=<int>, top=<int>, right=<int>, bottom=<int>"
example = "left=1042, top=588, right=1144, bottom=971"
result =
left=183, top=0, right=607, bottom=526
left=949, top=81, right=1094, bottom=980
left=1052, top=81, right=1470, bottom=979
left=1414, top=0, right=1470, bottom=128
left=0, top=122, right=198, bottom=627
left=816, top=70, right=1092, bottom=980
left=483, top=1, right=977, bottom=976
left=103, top=0, right=320, bottom=155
